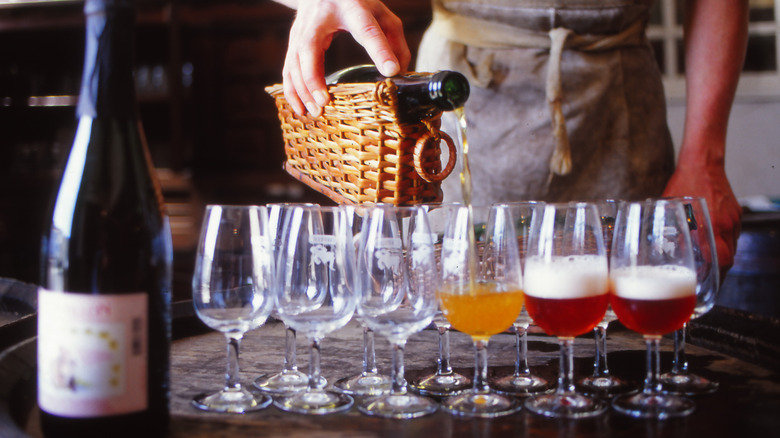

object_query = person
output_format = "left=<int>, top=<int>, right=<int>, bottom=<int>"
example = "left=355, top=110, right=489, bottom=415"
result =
left=273, top=0, right=746, bottom=278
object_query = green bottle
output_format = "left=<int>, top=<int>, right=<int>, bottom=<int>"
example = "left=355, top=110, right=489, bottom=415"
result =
left=327, top=64, right=470, bottom=122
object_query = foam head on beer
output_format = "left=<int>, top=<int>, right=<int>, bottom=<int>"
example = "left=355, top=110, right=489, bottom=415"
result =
left=524, top=255, right=609, bottom=299
left=523, top=255, right=610, bottom=337
left=610, top=265, right=696, bottom=300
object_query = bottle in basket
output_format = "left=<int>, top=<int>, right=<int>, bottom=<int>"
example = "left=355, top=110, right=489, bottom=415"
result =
left=327, top=65, right=470, bottom=122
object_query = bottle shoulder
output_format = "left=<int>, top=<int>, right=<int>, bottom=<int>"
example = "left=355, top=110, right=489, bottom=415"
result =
left=326, top=65, right=437, bottom=85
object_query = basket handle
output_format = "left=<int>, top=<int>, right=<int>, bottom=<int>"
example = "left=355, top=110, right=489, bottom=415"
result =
left=414, top=131, right=457, bottom=183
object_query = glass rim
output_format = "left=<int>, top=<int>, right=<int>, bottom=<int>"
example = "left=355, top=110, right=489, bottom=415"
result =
left=205, top=203, right=265, bottom=209
left=492, top=200, right=545, bottom=206
left=285, top=204, right=342, bottom=212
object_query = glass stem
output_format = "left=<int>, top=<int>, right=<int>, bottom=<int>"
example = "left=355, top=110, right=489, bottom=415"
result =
left=391, top=341, right=408, bottom=395
left=512, top=325, right=522, bottom=376
left=308, top=337, right=324, bottom=391
left=225, top=334, right=243, bottom=391
left=519, top=324, right=531, bottom=375
left=557, top=337, right=576, bottom=395
left=472, top=339, right=490, bottom=394
left=363, top=325, right=378, bottom=375
left=283, top=326, right=297, bottom=372
left=592, top=325, right=610, bottom=377
left=437, top=325, right=454, bottom=375
left=643, top=336, right=662, bottom=395
left=671, top=323, right=689, bottom=375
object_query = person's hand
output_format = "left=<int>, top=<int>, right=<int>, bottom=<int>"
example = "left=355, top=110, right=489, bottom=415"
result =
left=282, top=0, right=411, bottom=117
left=662, top=157, right=742, bottom=281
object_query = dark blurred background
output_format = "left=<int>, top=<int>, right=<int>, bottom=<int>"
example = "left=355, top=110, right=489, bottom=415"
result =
left=0, top=0, right=431, bottom=301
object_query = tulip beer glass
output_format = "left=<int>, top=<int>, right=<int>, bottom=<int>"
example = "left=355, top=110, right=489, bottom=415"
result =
left=610, top=200, right=698, bottom=419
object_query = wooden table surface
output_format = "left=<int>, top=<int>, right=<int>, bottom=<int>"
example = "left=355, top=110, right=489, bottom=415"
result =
left=3, top=298, right=780, bottom=438
left=172, top=316, right=780, bottom=438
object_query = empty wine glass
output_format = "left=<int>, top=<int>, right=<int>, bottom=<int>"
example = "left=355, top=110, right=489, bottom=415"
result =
left=254, top=203, right=314, bottom=395
left=658, top=196, right=720, bottom=395
left=409, top=202, right=472, bottom=397
left=578, top=199, right=633, bottom=396
left=489, top=201, right=550, bottom=396
left=334, top=204, right=392, bottom=397
left=438, top=205, right=525, bottom=418
left=610, top=199, right=698, bottom=419
left=272, top=205, right=357, bottom=415
left=191, top=205, right=276, bottom=413
left=355, top=205, right=439, bottom=418
left=523, top=202, right=610, bottom=419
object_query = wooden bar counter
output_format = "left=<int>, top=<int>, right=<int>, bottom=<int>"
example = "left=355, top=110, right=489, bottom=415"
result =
left=2, top=293, right=780, bottom=437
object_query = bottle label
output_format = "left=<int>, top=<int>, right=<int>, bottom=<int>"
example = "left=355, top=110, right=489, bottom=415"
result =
left=37, top=289, right=148, bottom=417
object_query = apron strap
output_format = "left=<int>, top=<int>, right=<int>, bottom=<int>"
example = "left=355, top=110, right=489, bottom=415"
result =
left=547, top=27, right=572, bottom=176
left=429, top=2, right=646, bottom=176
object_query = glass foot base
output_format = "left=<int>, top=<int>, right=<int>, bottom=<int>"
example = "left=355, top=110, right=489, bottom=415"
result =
left=409, top=371, right=472, bottom=397
left=334, top=372, right=392, bottom=396
left=274, top=390, right=354, bottom=415
left=441, top=391, right=522, bottom=418
left=578, top=375, right=634, bottom=396
left=525, top=392, right=607, bottom=419
left=491, top=373, right=551, bottom=396
left=192, top=387, right=272, bottom=413
left=612, top=391, right=695, bottom=419
left=659, top=372, right=719, bottom=395
left=358, top=393, right=438, bottom=419
left=253, top=370, right=311, bottom=394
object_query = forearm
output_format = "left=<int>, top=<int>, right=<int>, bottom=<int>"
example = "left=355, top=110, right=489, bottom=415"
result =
left=663, top=0, right=748, bottom=275
left=678, top=0, right=748, bottom=168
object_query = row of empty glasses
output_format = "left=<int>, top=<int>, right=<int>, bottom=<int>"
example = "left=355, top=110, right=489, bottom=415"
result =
left=189, top=197, right=719, bottom=420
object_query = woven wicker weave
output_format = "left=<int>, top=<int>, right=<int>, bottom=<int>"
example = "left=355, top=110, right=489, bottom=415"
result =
left=266, top=78, right=457, bottom=205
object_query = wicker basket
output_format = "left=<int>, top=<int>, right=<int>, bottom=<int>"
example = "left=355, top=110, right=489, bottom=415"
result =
left=265, top=78, right=457, bottom=205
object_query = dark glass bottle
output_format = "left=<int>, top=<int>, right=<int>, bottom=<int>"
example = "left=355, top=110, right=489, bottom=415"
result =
left=38, top=0, right=172, bottom=437
left=326, top=64, right=470, bottom=122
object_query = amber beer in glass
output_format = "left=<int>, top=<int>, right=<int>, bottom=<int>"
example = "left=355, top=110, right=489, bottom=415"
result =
left=439, top=281, right=524, bottom=340
left=437, top=205, right=524, bottom=418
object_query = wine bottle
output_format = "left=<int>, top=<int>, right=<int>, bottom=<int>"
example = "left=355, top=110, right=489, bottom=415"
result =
left=37, top=0, right=172, bottom=437
left=326, top=64, right=470, bottom=122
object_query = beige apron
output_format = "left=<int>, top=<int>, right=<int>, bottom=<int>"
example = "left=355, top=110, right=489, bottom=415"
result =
left=416, top=0, right=674, bottom=205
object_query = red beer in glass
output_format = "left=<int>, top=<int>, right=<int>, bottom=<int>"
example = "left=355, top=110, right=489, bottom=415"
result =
left=524, top=255, right=609, bottom=338
left=610, top=265, right=697, bottom=336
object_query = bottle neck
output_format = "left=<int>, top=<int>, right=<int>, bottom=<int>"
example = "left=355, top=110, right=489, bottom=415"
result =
left=77, top=1, right=137, bottom=119
left=428, top=71, right=469, bottom=111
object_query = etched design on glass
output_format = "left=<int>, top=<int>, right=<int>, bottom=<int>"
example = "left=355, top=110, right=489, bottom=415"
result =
left=311, top=245, right=335, bottom=270
left=655, top=226, right=679, bottom=258
left=375, top=249, right=400, bottom=271
left=310, top=234, right=337, bottom=270
left=411, top=232, right=434, bottom=265
left=375, top=237, right=402, bottom=271
left=441, top=237, right=468, bottom=277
